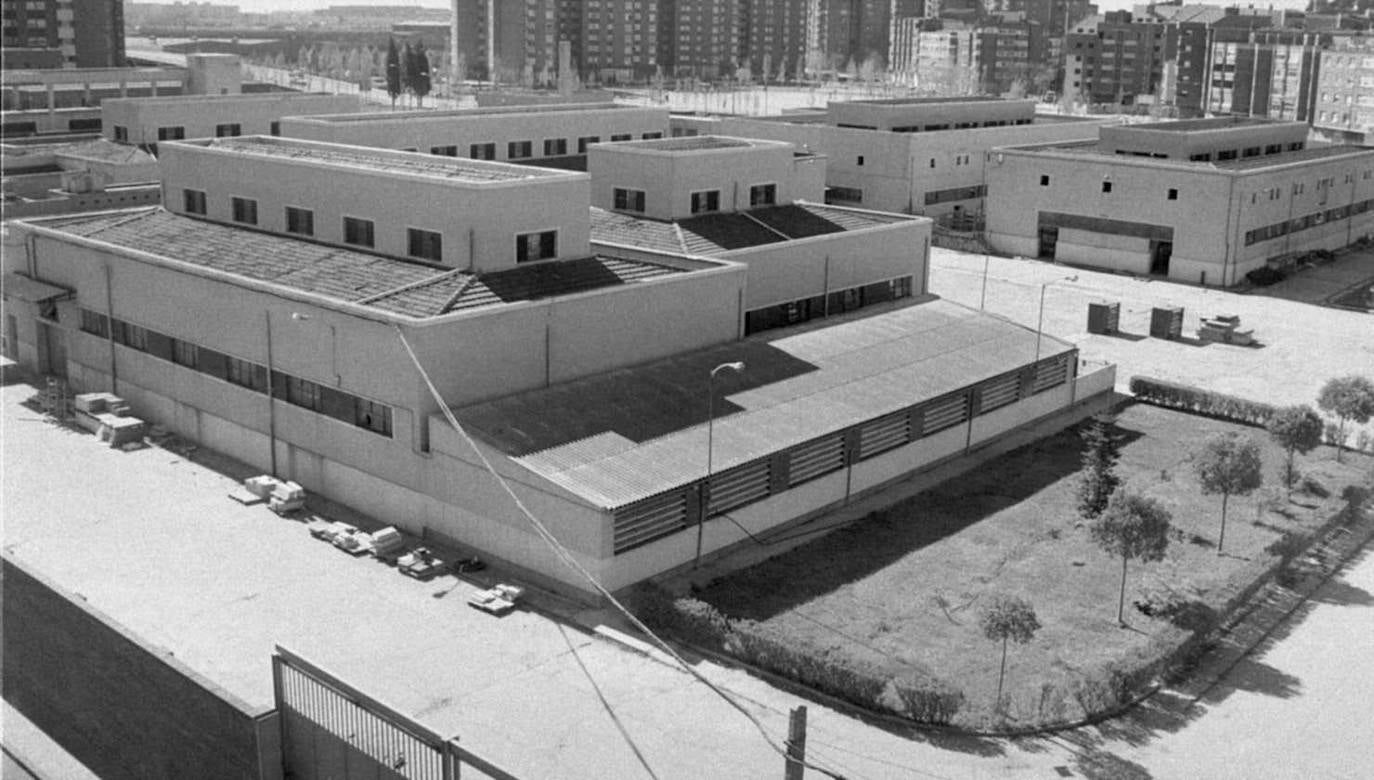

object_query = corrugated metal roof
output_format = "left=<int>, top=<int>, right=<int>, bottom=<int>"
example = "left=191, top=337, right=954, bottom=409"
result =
left=454, top=300, right=1074, bottom=509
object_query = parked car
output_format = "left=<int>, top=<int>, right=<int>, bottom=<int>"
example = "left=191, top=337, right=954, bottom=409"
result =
left=368, top=527, right=406, bottom=562
left=332, top=526, right=371, bottom=556
left=468, top=583, right=524, bottom=616
left=308, top=520, right=356, bottom=544
left=398, top=547, right=447, bottom=580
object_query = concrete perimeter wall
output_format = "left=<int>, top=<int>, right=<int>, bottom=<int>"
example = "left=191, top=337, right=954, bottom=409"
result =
left=1, top=556, right=282, bottom=780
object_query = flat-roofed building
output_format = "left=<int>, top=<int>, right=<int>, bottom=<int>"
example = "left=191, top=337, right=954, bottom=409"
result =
left=279, top=103, right=670, bottom=169
left=986, top=117, right=1374, bottom=286
left=159, top=136, right=593, bottom=272
left=1, top=136, right=160, bottom=218
left=588, top=134, right=930, bottom=334
left=4, top=131, right=1113, bottom=597
left=674, top=97, right=1117, bottom=218
left=101, top=93, right=363, bottom=151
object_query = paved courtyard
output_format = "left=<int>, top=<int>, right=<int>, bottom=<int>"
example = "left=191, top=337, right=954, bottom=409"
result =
left=929, top=248, right=1374, bottom=419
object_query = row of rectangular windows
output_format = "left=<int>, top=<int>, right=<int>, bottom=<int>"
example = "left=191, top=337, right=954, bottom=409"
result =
left=114, top=122, right=282, bottom=145
left=78, top=308, right=394, bottom=437
left=613, top=183, right=775, bottom=213
left=610, top=351, right=1074, bottom=554
left=743, top=277, right=914, bottom=335
left=181, top=189, right=556, bottom=264
left=1243, top=198, right=1374, bottom=246
left=436, top=132, right=663, bottom=161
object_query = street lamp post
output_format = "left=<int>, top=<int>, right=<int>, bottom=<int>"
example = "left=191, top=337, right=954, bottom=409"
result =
left=695, top=361, right=745, bottom=568
left=1035, top=274, right=1078, bottom=361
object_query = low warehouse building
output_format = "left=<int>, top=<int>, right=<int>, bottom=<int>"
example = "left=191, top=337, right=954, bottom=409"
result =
left=671, top=97, right=1115, bottom=218
left=985, top=117, right=1374, bottom=286
left=3, top=133, right=1113, bottom=598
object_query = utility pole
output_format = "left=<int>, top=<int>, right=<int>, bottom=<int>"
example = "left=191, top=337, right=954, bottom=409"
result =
left=784, top=705, right=807, bottom=780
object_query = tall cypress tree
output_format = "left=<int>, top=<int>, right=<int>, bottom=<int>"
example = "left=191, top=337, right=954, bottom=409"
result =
left=1077, top=413, right=1121, bottom=519
left=412, top=42, right=431, bottom=107
left=385, top=38, right=402, bottom=108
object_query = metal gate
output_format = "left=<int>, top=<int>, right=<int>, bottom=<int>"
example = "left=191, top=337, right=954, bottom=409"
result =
left=273, top=646, right=519, bottom=780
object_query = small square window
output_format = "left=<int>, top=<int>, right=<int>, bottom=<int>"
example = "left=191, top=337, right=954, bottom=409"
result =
left=857, top=155, right=865, bottom=166
left=690, top=190, right=720, bottom=214
left=113, top=125, right=128, bottom=143
left=470, top=142, right=496, bottom=160
left=407, top=228, right=443, bottom=261
left=285, top=206, right=314, bottom=236
left=516, top=230, right=557, bottom=263
left=613, top=187, right=646, bottom=212
left=269, top=121, right=281, bottom=136
left=157, top=126, right=185, bottom=141
left=641, top=131, right=662, bottom=140
left=430, top=145, right=458, bottom=156
left=1040, top=175, right=1050, bottom=186
left=183, top=189, right=207, bottom=215
left=215, top=123, right=241, bottom=137
left=610, top=133, right=632, bottom=142
left=1168, top=188, right=1178, bottom=200
left=231, top=196, right=258, bottom=225
left=1102, top=181, right=1113, bottom=193
left=508, top=140, right=533, bottom=159
left=343, top=216, right=375, bottom=248
left=543, top=138, right=567, bottom=156
left=749, top=183, right=776, bottom=207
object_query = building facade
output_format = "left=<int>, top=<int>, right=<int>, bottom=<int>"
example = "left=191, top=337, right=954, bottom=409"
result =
left=279, top=102, right=669, bottom=167
left=101, top=92, right=362, bottom=152
left=1312, top=41, right=1374, bottom=144
left=678, top=97, right=1115, bottom=216
left=986, top=117, right=1374, bottom=286
left=1, top=0, right=125, bottom=69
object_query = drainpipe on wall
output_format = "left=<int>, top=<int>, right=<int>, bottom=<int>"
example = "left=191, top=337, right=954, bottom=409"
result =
left=104, top=263, right=117, bottom=394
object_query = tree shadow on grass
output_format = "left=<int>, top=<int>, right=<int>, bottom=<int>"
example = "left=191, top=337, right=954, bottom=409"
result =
left=700, top=417, right=1146, bottom=620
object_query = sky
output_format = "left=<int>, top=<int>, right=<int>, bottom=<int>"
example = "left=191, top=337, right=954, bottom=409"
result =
left=141, top=0, right=1317, bottom=15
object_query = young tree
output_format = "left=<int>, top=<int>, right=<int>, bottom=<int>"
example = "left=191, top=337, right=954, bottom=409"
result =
left=978, top=595, right=1041, bottom=712
left=1317, top=375, right=1374, bottom=462
left=1091, top=490, right=1171, bottom=626
left=1193, top=433, right=1263, bottom=554
left=385, top=38, right=402, bottom=108
left=400, top=42, right=415, bottom=101
left=1077, top=413, right=1121, bottom=519
left=1268, top=405, right=1324, bottom=492
left=411, top=42, right=431, bottom=107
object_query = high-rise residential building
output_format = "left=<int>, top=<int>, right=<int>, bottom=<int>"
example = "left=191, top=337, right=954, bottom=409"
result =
left=741, top=0, right=811, bottom=78
left=1205, top=30, right=1324, bottom=122
left=817, top=0, right=894, bottom=69
left=890, top=19, right=980, bottom=91
left=582, top=0, right=660, bottom=82
left=450, top=0, right=563, bottom=83
left=977, top=18, right=1047, bottom=94
left=1312, top=41, right=1374, bottom=143
left=1065, top=11, right=1170, bottom=105
left=1, top=0, right=125, bottom=68
left=659, top=0, right=741, bottom=79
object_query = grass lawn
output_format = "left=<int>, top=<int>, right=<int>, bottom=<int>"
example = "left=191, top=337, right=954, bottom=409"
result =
left=686, top=403, right=1374, bottom=728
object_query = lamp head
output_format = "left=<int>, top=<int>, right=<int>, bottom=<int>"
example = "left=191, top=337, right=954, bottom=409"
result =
left=712, top=361, right=746, bottom=377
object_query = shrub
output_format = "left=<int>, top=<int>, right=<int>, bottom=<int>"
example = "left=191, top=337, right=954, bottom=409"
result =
left=1129, top=377, right=1277, bottom=426
left=1265, top=531, right=1313, bottom=565
left=892, top=673, right=965, bottom=724
left=1246, top=266, right=1286, bottom=286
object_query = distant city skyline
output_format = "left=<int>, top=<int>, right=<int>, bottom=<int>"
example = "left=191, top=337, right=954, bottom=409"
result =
left=135, top=0, right=1317, bottom=15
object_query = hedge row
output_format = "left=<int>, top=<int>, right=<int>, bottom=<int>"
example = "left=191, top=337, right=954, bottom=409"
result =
left=634, top=584, right=965, bottom=725
left=1129, top=376, right=1276, bottom=426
